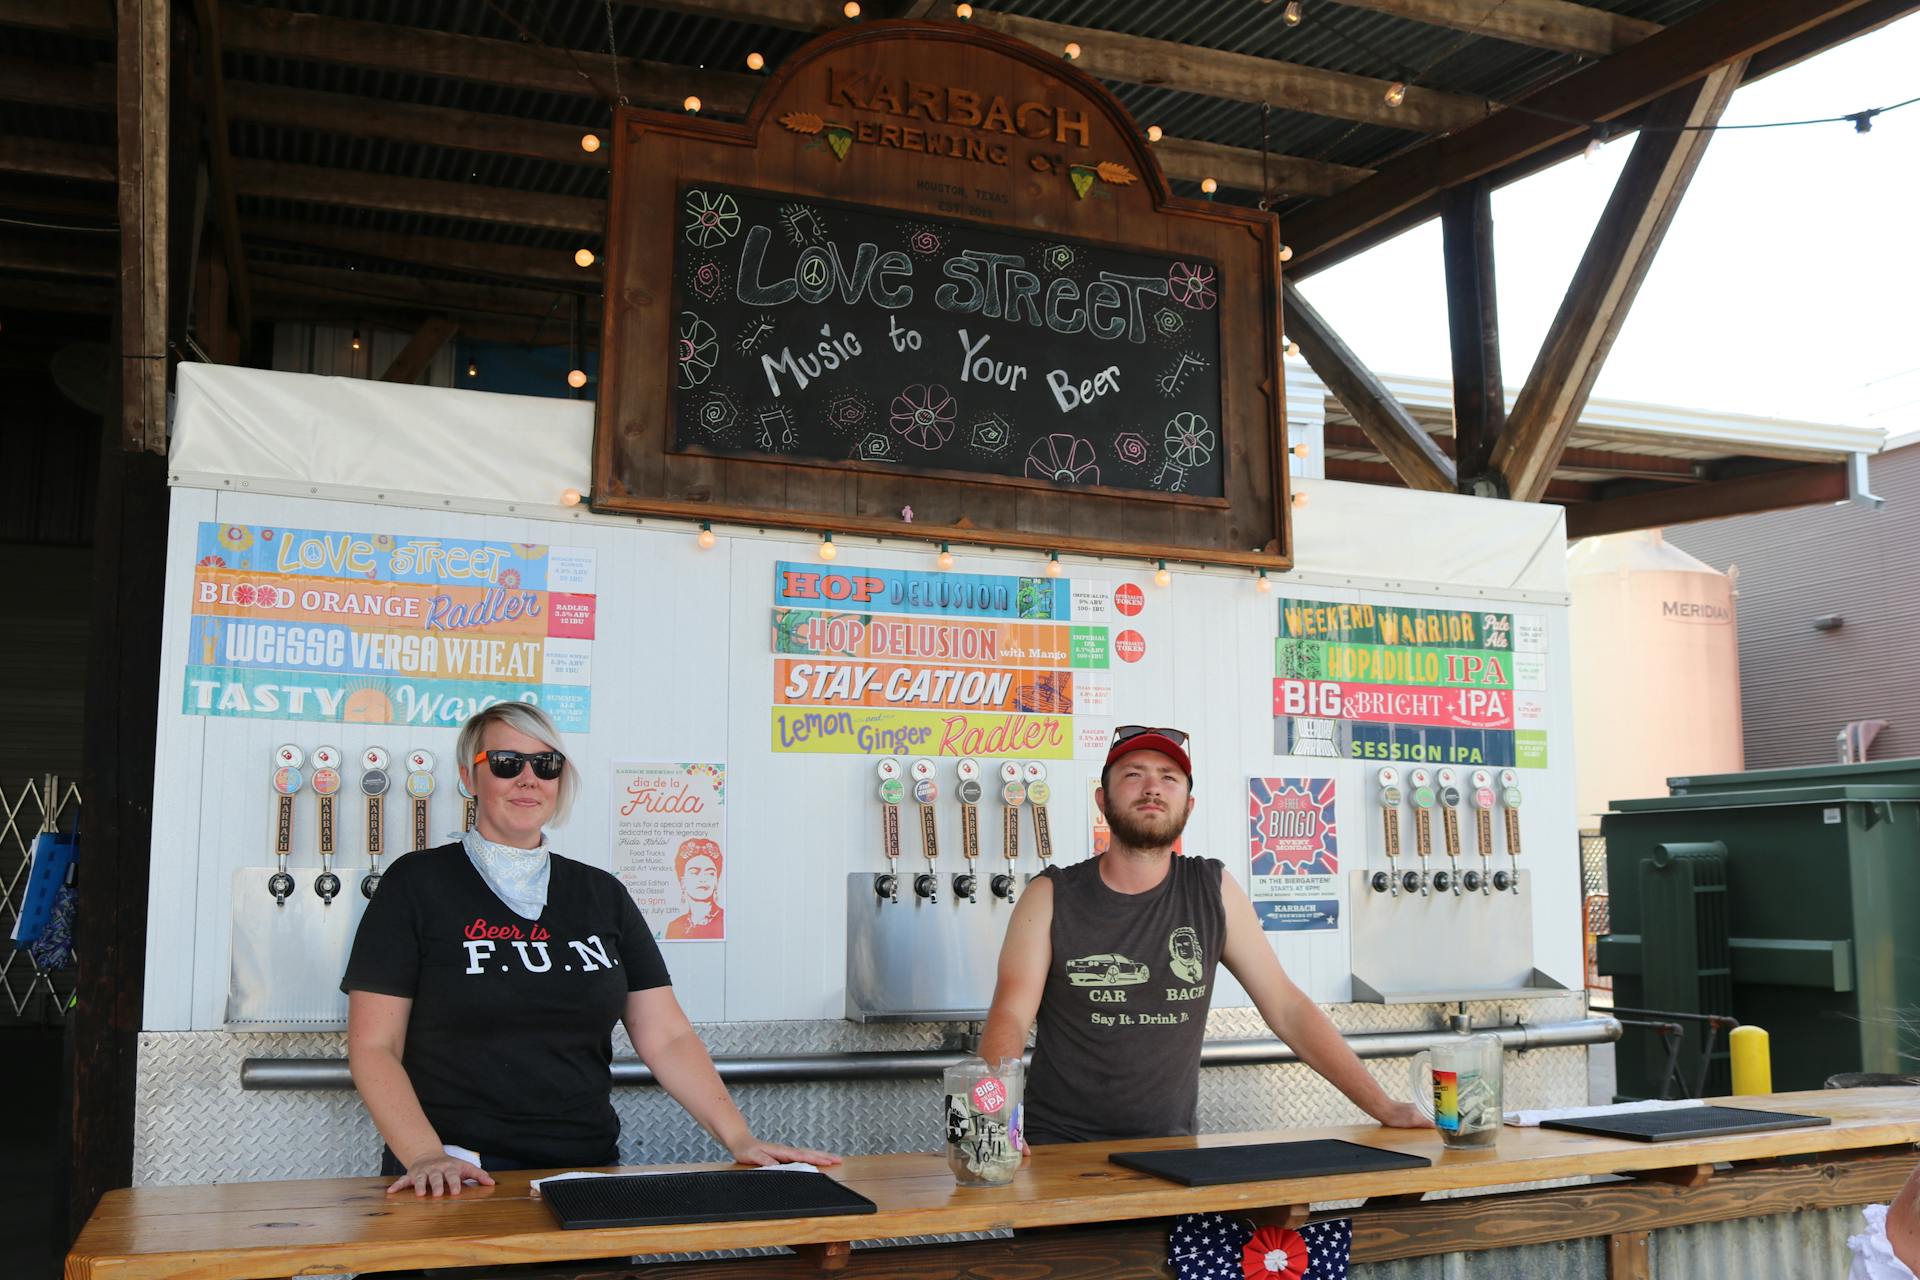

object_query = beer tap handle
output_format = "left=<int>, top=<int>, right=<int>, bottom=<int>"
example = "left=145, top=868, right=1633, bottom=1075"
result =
left=269, top=744, right=303, bottom=906
left=360, top=746, right=390, bottom=898
left=311, top=746, right=343, bottom=904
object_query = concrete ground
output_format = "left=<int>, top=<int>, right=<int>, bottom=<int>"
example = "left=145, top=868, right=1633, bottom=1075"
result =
left=0, top=1027, right=63, bottom=1280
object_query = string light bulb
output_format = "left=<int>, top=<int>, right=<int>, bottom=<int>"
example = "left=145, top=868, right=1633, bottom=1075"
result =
left=746, top=51, right=765, bottom=71
left=580, top=133, right=601, bottom=153
left=683, top=95, right=702, bottom=113
left=955, top=2, right=973, bottom=17
left=1292, top=442, right=1311, bottom=458
left=1292, top=491, right=1311, bottom=508
left=1062, top=41, right=1081, bottom=60
left=842, top=0, right=860, bottom=16
left=818, top=532, right=838, bottom=561
left=1284, top=1, right=1303, bottom=24
left=567, top=368, right=588, bottom=389
left=1285, top=339, right=1300, bottom=357
left=1045, top=551, right=1063, bottom=578
left=561, top=488, right=582, bottom=507
left=1200, top=177, right=1218, bottom=197
left=1278, top=244, right=1294, bottom=262
left=936, top=542, right=954, bottom=570
left=697, top=521, right=716, bottom=550
left=1256, top=569, right=1273, bottom=593
left=466, top=361, right=479, bottom=379
left=1146, top=124, right=1162, bottom=143
left=1154, top=560, right=1171, bottom=588
left=574, top=248, right=595, bottom=268
left=1384, top=81, right=1408, bottom=108
left=350, top=326, right=362, bottom=352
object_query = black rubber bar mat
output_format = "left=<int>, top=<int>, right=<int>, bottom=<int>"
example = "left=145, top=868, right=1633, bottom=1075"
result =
left=1541, top=1105, right=1831, bottom=1143
left=1109, top=1139, right=1431, bottom=1186
left=540, top=1171, right=878, bottom=1229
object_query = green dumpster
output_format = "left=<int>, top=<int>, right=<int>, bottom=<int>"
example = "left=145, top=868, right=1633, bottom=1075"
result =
left=1596, top=759, right=1920, bottom=1098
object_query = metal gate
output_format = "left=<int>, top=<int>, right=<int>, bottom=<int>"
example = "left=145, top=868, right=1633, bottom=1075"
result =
left=0, top=774, right=80, bottom=1023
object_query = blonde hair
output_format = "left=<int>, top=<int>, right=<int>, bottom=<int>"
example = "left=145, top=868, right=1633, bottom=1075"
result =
left=456, top=701, right=579, bottom=826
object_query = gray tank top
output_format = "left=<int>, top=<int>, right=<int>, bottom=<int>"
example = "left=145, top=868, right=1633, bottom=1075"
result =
left=1023, top=854, right=1226, bottom=1144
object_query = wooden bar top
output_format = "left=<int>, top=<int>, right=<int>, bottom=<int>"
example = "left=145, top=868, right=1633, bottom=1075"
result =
left=69, top=1088, right=1920, bottom=1280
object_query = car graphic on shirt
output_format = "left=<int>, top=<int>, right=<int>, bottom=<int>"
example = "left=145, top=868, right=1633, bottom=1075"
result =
left=1065, top=954, right=1150, bottom=986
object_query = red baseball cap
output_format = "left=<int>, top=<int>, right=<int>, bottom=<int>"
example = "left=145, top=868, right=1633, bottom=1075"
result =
left=1104, top=727, right=1192, bottom=781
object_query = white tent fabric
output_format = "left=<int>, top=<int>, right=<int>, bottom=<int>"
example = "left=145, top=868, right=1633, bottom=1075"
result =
left=170, top=365, right=1565, bottom=596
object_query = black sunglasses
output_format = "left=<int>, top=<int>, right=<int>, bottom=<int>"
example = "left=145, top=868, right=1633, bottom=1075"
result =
left=1112, top=725, right=1189, bottom=748
left=472, top=749, right=566, bottom=781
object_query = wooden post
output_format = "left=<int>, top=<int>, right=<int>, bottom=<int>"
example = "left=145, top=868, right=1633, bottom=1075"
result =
left=1607, top=1229, right=1651, bottom=1279
left=1440, top=181, right=1503, bottom=495
left=71, top=0, right=186, bottom=1240
left=192, top=0, right=254, bottom=359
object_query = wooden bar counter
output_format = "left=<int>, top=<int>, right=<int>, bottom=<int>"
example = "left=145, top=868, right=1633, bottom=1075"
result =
left=70, top=1088, right=1920, bottom=1280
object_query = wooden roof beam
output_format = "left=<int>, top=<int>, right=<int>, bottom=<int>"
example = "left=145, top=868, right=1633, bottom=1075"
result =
left=1286, top=0, right=1880, bottom=271
left=1492, top=61, right=1744, bottom=502
left=1324, top=457, right=1595, bottom=503
left=1561, top=462, right=1847, bottom=538
left=233, top=162, right=604, bottom=235
left=0, top=0, right=757, bottom=114
left=241, top=219, right=600, bottom=288
left=380, top=316, right=460, bottom=385
left=1285, top=280, right=1455, bottom=493
left=936, top=9, right=1489, bottom=133
left=1330, top=0, right=1660, bottom=58
left=632, top=1, right=1488, bottom=131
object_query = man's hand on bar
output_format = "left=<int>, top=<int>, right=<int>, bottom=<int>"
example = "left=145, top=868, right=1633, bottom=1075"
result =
left=388, top=1150, right=496, bottom=1197
left=1369, top=1100, right=1434, bottom=1130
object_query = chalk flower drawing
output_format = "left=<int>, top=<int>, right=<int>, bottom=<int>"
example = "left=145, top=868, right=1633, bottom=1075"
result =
left=1165, top=412, right=1215, bottom=468
left=889, top=384, right=957, bottom=449
left=1166, top=262, right=1217, bottom=310
left=684, top=191, right=741, bottom=248
left=677, top=313, right=719, bottom=388
left=1026, top=435, right=1101, bottom=486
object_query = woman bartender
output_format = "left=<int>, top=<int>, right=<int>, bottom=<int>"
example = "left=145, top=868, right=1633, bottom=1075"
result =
left=343, top=702, right=836, bottom=1195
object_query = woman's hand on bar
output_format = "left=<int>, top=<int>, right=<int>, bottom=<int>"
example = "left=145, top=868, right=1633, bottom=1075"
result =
left=388, top=1150, right=496, bottom=1197
left=727, top=1136, right=844, bottom=1168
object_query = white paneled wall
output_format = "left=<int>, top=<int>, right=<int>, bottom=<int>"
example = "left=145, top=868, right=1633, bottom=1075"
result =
left=146, top=484, right=1578, bottom=1032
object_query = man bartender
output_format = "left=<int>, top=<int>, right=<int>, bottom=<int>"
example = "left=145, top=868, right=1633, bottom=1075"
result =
left=979, top=726, right=1429, bottom=1144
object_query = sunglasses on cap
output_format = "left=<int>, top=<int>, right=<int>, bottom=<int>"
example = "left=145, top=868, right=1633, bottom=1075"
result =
left=472, top=749, right=566, bottom=781
left=1111, top=725, right=1189, bottom=748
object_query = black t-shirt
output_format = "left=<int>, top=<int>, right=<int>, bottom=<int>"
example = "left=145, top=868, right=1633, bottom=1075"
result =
left=341, top=843, right=671, bottom=1168
left=1023, top=854, right=1227, bottom=1144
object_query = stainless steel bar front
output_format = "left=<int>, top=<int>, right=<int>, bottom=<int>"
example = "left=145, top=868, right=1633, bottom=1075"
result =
left=241, top=1017, right=1620, bottom=1090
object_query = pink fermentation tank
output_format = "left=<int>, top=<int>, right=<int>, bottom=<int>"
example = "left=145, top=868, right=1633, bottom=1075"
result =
left=1570, top=529, right=1744, bottom=827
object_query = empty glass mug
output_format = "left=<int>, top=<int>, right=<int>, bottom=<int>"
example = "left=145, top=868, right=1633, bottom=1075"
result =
left=943, top=1057, right=1023, bottom=1186
left=1411, top=1033, right=1503, bottom=1148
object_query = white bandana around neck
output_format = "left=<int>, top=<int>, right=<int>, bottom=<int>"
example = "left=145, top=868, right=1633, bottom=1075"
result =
left=462, top=827, right=552, bottom=921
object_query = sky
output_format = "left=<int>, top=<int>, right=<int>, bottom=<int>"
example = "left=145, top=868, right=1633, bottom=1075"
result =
left=1296, top=12, right=1920, bottom=446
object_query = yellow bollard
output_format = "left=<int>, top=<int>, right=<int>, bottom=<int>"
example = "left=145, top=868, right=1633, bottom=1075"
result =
left=1730, top=1025, right=1772, bottom=1095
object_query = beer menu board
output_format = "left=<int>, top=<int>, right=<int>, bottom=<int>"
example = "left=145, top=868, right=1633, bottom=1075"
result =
left=668, top=184, right=1226, bottom=500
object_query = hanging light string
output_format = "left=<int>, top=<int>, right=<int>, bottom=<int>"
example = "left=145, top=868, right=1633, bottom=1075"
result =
left=602, top=0, right=629, bottom=109
left=1293, top=1, right=1919, bottom=138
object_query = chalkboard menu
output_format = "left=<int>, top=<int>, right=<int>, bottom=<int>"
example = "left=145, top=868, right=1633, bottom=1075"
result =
left=667, top=184, right=1227, bottom=501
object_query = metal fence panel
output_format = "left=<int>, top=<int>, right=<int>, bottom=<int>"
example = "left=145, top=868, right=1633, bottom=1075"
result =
left=0, top=773, right=79, bottom=1023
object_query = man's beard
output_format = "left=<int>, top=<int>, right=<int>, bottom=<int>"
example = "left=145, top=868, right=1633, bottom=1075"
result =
left=1105, top=800, right=1191, bottom=851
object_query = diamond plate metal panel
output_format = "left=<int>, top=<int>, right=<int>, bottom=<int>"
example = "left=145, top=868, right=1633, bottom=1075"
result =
left=137, top=1000, right=1594, bottom=1184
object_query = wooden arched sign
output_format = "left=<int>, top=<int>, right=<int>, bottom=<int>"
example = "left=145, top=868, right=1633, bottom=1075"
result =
left=591, top=18, right=1291, bottom=567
